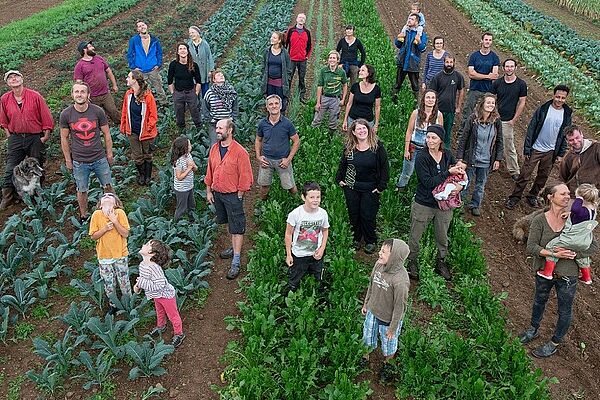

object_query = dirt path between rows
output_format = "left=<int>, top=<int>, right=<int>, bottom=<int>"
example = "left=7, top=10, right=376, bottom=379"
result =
left=0, top=0, right=63, bottom=26
left=377, top=0, right=600, bottom=399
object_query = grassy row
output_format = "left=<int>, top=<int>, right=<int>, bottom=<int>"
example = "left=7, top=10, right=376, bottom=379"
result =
left=553, top=0, right=600, bottom=20
left=339, top=0, right=555, bottom=397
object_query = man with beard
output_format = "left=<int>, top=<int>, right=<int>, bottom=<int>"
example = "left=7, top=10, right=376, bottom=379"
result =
left=491, top=58, right=527, bottom=181
left=204, top=118, right=253, bottom=280
left=428, top=54, right=464, bottom=149
left=559, top=125, right=600, bottom=194
left=60, top=82, right=114, bottom=220
left=74, top=41, right=121, bottom=124
left=0, top=70, right=54, bottom=210
left=127, top=20, right=167, bottom=105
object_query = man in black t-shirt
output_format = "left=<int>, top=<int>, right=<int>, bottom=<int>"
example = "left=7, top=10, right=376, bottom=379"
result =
left=491, top=59, right=527, bottom=180
left=428, top=55, right=464, bottom=149
left=60, top=82, right=114, bottom=220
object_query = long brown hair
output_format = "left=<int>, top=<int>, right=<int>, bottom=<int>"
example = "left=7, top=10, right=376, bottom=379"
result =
left=344, top=119, right=379, bottom=156
left=417, top=89, right=439, bottom=127
left=474, top=93, right=500, bottom=124
left=176, top=43, right=195, bottom=72
left=130, top=70, right=149, bottom=103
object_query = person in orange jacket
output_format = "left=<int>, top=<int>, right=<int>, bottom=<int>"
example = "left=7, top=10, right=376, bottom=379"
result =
left=120, top=70, right=158, bottom=185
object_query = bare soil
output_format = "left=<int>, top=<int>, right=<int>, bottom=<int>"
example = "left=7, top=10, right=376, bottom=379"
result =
left=377, top=0, right=600, bottom=399
left=0, top=0, right=63, bottom=26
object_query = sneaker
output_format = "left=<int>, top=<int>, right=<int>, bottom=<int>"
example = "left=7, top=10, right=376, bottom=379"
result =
left=171, top=333, right=186, bottom=348
left=532, top=341, right=557, bottom=358
left=511, top=174, right=520, bottom=182
left=226, top=263, right=240, bottom=280
left=379, top=363, right=394, bottom=384
left=526, top=197, right=541, bottom=208
left=517, top=326, right=539, bottom=344
left=406, top=259, right=419, bottom=280
left=470, top=207, right=481, bottom=217
left=395, top=185, right=406, bottom=193
left=219, top=247, right=234, bottom=259
left=505, top=197, right=519, bottom=210
left=364, top=243, right=377, bottom=254
left=435, top=258, right=451, bottom=281
left=148, top=325, right=166, bottom=337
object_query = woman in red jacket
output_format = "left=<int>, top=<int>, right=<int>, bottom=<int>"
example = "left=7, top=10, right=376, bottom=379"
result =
left=121, top=70, right=158, bottom=185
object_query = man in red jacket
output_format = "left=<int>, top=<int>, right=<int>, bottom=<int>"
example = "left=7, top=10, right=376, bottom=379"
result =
left=0, top=70, right=54, bottom=210
left=285, top=13, right=312, bottom=103
left=205, top=118, right=253, bottom=279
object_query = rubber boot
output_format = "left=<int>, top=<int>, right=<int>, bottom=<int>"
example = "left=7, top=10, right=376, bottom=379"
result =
left=579, top=267, right=592, bottom=285
left=0, top=187, right=15, bottom=211
left=537, top=260, right=555, bottom=280
left=144, top=161, right=153, bottom=185
left=135, top=163, right=145, bottom=185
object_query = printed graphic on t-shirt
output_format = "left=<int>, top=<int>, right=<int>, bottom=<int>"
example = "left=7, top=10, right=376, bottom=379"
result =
left=373, top=271, right=390, bottom=291
left=71, top=117, right=97, bottom=147
left=296, top=220, right=324, bottom=253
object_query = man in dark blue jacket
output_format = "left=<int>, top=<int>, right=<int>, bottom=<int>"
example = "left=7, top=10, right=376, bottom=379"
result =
left=392, top=14, right=426, bottom=103
left=127, top=20, right=167, bottom=105
left=506, top=85, right=572, bottom=209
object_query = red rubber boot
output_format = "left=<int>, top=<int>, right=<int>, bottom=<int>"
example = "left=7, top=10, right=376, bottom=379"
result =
left=537, top=260, right=556, bottom=280
left=579, top=268, right=592, bottom=285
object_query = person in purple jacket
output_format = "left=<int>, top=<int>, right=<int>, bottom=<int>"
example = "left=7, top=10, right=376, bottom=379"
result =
left=127, top=20, right=168, bottom=105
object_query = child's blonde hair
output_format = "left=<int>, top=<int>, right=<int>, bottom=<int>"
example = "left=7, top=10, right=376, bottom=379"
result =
left=411, top=2, right=421, bottom=11
left=576, top=183, right=599, bottom=206
left=96, top=192, right=123, bottom=209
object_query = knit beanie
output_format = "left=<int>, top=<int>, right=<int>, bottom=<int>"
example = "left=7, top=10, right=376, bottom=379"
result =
left=427, top=124, right=446, bottom=141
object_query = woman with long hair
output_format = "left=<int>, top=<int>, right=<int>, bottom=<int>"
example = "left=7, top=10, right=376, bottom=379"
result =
left=336, top=119, right=389, bottom=254
left=396, top=89, right=443, bottom=191
left=261, top=31, right=292, bottom=113
left=187, top=25, right=214, bottom=98
left=167, top=43, right=202, bottom=131
left=121, top=70, right=158, bottom=185
left=342, top=64, right=381, bottom=133
left=203, top=69, right=239, bottom=146
left=456, top=93, right=503, bottom=216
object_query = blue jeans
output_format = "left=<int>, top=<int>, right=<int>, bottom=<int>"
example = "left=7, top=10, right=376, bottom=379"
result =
left=530, top=274, right=577, bottom=343
left=72, top=157, right=112, bottom=192
left=464, top=166, right=489, bottom=208
left=396, top=147, right=422, bottom=188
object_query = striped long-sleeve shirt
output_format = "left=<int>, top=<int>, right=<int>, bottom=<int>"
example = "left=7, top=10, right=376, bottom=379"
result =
left=136, top=261, right=176, bottom=299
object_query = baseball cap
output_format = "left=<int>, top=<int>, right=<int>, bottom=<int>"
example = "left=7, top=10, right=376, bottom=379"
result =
left=3, top=70, right=23, bottom=83
left=77, top=40, right=92, bottom=55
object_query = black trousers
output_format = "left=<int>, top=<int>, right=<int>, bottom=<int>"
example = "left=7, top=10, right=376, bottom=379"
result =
left=288, top=254, right=324, bottom=292
left=290, top=60, right=307, bottom=97
left=2, top=133, right=46, bottom=189
left=394, top=66, right=419, bottom=95
left=343, top=186, right=380, bottom=245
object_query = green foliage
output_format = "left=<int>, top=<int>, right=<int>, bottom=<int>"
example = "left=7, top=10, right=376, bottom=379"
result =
left=26, top=363, right=64, bottom=395
left=141, top=384, right=167, bottom=399
left=7, top=375, right=26, bottom=400
left=554, top=0, right=600, bottom=19
left=72, top=351, right=119, bottom=390
left=86, top=314, right=139, bottom=359
left=125, top=340, right=174, bottom=379
left=0, top=305, right=9, bottom=343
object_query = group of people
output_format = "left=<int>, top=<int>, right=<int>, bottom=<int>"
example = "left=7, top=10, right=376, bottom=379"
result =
left=0, top=4, right=598, bottom=372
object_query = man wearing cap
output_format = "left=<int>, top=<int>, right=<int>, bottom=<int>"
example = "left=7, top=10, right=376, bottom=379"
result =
left=74, top=41, right=121, bottom=124
left=0, top=70, right=54, bottom=210
left=127, top=20, right=167, bottom=105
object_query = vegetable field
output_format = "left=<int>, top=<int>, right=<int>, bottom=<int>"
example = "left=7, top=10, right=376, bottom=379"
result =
left=1, top=0, right=600, bottom=398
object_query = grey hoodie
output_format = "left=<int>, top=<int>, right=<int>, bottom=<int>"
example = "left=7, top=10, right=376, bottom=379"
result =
left=363, top=239, right=410, bottom=332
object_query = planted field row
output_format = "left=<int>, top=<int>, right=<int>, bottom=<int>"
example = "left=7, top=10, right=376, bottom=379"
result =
left=0, top=0, right=142, bottom=70
left=339, top=0, right=554, bottom=397
left=553, top=0, right=600, bottom=20
left=488, top=0, right=600, bottom=80
left=451, top=0, right=600, bottom=130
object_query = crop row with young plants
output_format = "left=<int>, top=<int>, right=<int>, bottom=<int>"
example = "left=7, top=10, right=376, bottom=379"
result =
left=337, top=0, right=555, bottom=397
left=487, top=0, right=600, bottom=80
left=218, top=0, right=373, bottom=398
left=552, top=0, right=600, bottom=20
left=451, top=0, right=600, bottom=130
left=0, top=0, right=142, bottom=70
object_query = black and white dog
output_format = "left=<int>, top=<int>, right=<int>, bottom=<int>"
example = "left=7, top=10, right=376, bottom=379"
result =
left=12, top=157, right=43, bottom=198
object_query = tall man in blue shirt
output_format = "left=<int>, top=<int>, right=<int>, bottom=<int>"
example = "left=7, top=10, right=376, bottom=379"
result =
left=127, top=20, right=168, bottom=105
left=458, top=32, right=499, bottom=134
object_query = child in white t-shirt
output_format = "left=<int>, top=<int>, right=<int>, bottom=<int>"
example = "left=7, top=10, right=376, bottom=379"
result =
left=285, top=182, right=330, bottom=292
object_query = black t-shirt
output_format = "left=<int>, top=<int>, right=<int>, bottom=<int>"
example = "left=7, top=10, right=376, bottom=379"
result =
left=490, top=77, right=527, bottom=121
left=128, top=94, right=143, bottom=135
left=336, top=37, right=366, bottom=64
left=219, top=142, right=228, bottom=159
left=428, top=70, right=464, bottom=113
left=167, top=60, right=201, bottom=91
left=349, top=83, right=381, bottom=121
left=414, top=149, right=456, bottom=208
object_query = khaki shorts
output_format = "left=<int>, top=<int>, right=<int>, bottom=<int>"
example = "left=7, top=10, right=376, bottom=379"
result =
left=257, top=157, right=296, bottom=190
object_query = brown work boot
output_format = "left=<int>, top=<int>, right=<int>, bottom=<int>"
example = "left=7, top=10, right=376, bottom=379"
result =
left=0, top=188, right=15, bottom=211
